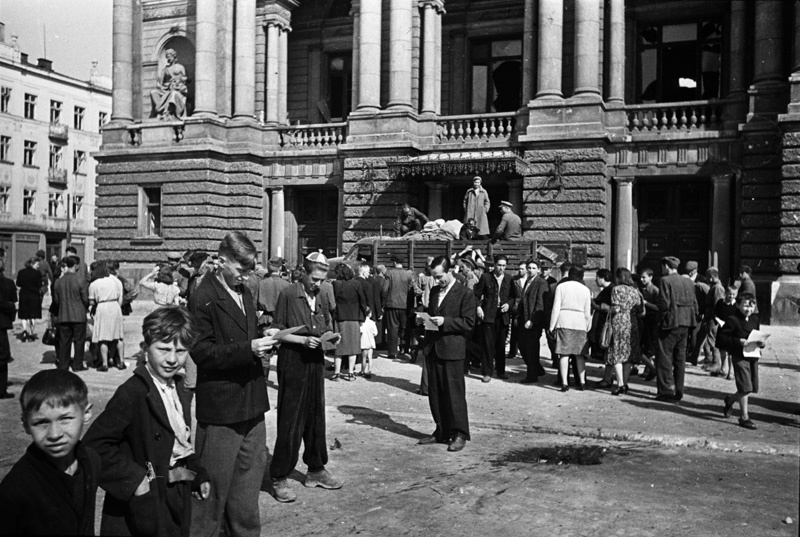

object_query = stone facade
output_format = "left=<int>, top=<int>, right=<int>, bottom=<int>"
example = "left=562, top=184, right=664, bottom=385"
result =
left=97, top=0, right=800, bottom=324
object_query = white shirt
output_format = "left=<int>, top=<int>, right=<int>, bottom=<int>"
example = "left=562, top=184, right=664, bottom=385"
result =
left=146, top=365, right=194, bottom=466
left=437, top=278, right=456, bottom=307
left=217, top=273, right=245, bottom=312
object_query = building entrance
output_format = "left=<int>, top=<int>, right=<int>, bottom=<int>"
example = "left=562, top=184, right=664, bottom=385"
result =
left=296, top=188, right=339, bottom=261
left=444, top=181, right=508, bottom=234
left=636, top=180, right=710, bottom=276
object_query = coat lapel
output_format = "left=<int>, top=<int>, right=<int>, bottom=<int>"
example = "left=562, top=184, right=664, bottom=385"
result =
left=137, top=368, right=174, bottom=433
left=210, top=274, right=248, bottom=333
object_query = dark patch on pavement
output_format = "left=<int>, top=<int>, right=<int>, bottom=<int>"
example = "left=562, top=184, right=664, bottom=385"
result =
left=492, top=444, right=622, bottom=466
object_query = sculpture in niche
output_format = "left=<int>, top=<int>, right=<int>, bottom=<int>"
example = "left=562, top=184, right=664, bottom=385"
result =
left=150, top=48, right=188, bottom=120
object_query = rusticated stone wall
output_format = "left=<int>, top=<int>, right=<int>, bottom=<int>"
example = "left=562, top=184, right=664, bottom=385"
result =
left=95, top=157, right=264, bottom=263
left=780, top=129, right=800, bottom=273
left=522, top=146, right=609, bottom=269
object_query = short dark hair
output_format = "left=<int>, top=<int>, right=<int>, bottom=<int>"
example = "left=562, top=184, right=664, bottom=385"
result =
left=20, top=370, right=88, bottom=423
left=526, top=259, right=540, bottom=270
left=568, top=266, right=584, bottom=281
left=596, top=268, right=612, bottom=282
left=430, top=255, right=451, bottom=272
left=739, top=265, right=752, bottom=275
left=65, top=246, right=78, bottom=255
left=493, top=254, right=508, bottom=265
left=24, top=257, right=39, bottom=269
left=706, top=267, right=719, bottom=279
left=142, top=305, right=199, bottom=347
left=335, top=262, right=354, bottom=281
left=291, top=268, right=305, bottom=282
left=559, top=262, right=572, bottom=275
left=64, top=256, right=77, bottom=269
left=640, top=268, right=653, bottom=277
left=615, top=267, right=635, bottom=287
left=736, top=292, right=756, bottom=305
left=219, top=231, right=257, bottom=271
left=156, top=266, right=174, bottom=285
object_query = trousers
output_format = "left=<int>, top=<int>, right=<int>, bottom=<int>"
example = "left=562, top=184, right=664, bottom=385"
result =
left=426, top=349, right=470, bottom=441
left=192, top=418, right=267, bottom=537
left=478, top=319, right=509, bottom=377
left=270, top=347, right=328, bottom=479
left=656, top=326, right=689, bottom=397
left=519, top=325, right=545, bottom=378
left=384, top=308, right=407, bottom=357
left=57, top=322, right=86, bottom=371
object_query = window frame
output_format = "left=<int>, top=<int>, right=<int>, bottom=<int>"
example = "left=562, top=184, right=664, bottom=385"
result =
left=0, top=186, right=9, bottom=213
left=23, top=140, right=37, bottom=167
left=73, top=106, right=85, bottom=130
left=49, top=144, right=64, bottom=170
left=72, top=194, right=85, bottom=220
left=138, top=185, right=163, bottom=237
left=98, top=111, right=108, bottom=131
left=47, top=191, right=65, bottom=218
left=0, top=135, right=10, bottom=162
left=469, top=36, right=524, bottom=114
left=50, top=100, right=63, bottom=124
left=22, top=189, right=36, bottom=216
left=24, top=93, right=37, bottom=120
left=0, top=87, right=10, bottom=114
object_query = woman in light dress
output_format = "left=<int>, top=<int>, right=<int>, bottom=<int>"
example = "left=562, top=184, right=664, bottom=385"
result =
left=89, top=261, right=125, bottom=371
left=548, top=266, right=592, bottom=392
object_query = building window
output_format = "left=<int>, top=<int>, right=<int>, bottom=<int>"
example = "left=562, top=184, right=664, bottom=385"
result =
left=471, top=38, right=522, bottom=113
left=24, top=93, right=36, bottom=119
left=74, top=106, right=85, bottom=130
left=0, top=87, right=10, bottom=114
left=138, top=186, right=162, bottom=236
left=23, top=189, right=36, bottom=215
left=0, top=136, right=10, bottom=162
left=23, top=140, right=36, bottom=166
left=327, top=53, right=352, bottom=121
left=637, top=21, right=722, bottom=103
left=49, top=145, right=63, bottom=169
left=48, top=192, right=65, bottom=218
left=98, top=111, right=108, bottom=131
left=72, top=195, right=85, bottom=219
left=50, top=100, right=63, bottom=124
left=73, top=150, right=86, bottom=174
left=0, top=186, right=9, bottom=213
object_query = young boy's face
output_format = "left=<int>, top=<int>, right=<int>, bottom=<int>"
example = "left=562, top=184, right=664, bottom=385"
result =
left=147, top=339, right=190, bottom=383
left=640, top=272, right=652, bottom=285
left=725, top=289, right=738, bottom=303
left=24, top=401, right=91, bottom=462
left=737, top=299, right=756, bottom=318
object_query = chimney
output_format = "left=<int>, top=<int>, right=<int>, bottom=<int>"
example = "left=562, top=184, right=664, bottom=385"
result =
left=20, top=52, right=28, bottom=64
left=37, top=58, right=53, bottom=71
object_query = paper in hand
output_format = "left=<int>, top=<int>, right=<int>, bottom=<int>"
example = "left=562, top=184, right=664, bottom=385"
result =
left=416, top=312, right=439, bottom=331
left=321, top=331, right=341, bottom=352
left=271, top=326, right=305, bottom=340
left=743, top=329, right=769, bottom=358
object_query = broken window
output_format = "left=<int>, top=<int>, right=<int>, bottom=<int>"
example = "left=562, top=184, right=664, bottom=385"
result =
left=471, top=38, right=522, bottom=114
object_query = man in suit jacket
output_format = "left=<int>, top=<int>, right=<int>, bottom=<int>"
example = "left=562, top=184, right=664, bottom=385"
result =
left=473, top=254, right=515, bottom=382
left=384, top=257, right=416, bottom=359
left=417, top=256, right=476, bottom=452
left=519, top=260, right=549, bottom=383
left=507, top=261, right=528, bottom=360
left=189, top=232, right=276, bottom=537
left=655, top=256, right=699, bottom=402
left=52, top=256, right=89, bottom=372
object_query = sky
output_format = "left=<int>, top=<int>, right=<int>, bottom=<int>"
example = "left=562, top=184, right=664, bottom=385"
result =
left=0, top=0, right=112, bottom=81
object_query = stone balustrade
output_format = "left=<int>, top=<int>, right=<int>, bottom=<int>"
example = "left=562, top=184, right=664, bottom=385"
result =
left=435, top=112, right=517, bottom=143
left=625, top=100, right=731, bottom=133
left=277, top=123, right=347, bottom=149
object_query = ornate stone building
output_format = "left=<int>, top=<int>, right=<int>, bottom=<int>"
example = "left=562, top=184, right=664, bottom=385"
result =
left=97, top=0, right=800, bottom=324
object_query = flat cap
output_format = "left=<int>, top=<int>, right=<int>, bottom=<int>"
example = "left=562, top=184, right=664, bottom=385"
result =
left=661, top=256, right=680, bottom=269
left=685, top=260, right=698, bottom=271
left=166, top=251, right=182, bottom=261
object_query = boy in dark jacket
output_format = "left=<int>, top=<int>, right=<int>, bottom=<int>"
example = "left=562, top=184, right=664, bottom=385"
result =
left=84, top=306, right=210, bottom=536
left=0, top=369, right=99, bottom=535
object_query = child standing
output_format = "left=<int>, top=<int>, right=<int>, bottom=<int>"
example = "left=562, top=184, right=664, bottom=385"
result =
left=716, top=293, right=765, bottom=430
left=84, top=306, right=210, bottom=536
left=0, top=370, right=100, bottom=535
left=360, top=316, right=378, bottom=379
left=711, top=285, right=738, bottom=380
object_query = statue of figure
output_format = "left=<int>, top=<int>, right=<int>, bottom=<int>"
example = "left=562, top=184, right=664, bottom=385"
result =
left=150, top=49, right=188, bottom=120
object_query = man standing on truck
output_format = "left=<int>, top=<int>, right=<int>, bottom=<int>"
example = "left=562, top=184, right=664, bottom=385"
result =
left=492, top=201, right=522, bottom=241
left=395, top=203, right=429, bottom=237
left=463, top=176, right=491, bottom=238
left=385, top=257, right=416, bottom=360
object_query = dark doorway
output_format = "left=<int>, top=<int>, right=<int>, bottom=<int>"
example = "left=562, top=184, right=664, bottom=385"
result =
left=636, top=180, right=710, bottom=277
left=296, top=189, right=339, bottom=260
left=443, top=180, right=509, bottom=234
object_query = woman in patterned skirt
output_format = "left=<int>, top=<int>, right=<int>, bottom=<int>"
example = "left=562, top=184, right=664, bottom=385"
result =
left=607, top=268, right=643, bottom=395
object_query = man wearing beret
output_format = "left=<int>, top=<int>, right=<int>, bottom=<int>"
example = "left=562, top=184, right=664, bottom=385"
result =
left=655, top=256, right=699, bottom=402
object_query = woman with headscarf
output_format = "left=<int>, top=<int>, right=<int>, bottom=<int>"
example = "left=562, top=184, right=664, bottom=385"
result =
left=16, top=257, right=43, bottom=342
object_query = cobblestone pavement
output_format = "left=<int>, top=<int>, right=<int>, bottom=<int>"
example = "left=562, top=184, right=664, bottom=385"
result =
left=1, top=301, right=798, bottom=536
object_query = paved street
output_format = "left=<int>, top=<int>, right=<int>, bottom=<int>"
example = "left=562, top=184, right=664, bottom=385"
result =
left=1, top=301, right=798, bottom=536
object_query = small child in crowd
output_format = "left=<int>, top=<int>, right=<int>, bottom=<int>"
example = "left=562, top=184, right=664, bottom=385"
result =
left=717, top=293, right=765, bottom=430
left=711, top=285, right=738, bottom=380
left=0, top=370, right=100, bottom=535
left=360, top=315, right=378, bottom=378
left=84, top=305, right=210, bottom=536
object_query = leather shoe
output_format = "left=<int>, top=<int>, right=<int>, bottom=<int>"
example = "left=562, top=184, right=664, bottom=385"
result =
left=482, top=376, right=491, bottom=383
left=447, top=434, right=467, bottom=452
left=520, top=377, right=538, bottom=384
left=72, top=366, right=88, bottom=372
left=655, top=393, right=676, bottom=402
left=418, top=435, right=440, bottom=445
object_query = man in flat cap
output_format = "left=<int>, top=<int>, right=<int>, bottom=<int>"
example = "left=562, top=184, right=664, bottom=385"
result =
left=655, top=256, right=698, bottom=402
left=492, top=201, right=522, bottom=241
left=167, top=251, right=189, bottom=297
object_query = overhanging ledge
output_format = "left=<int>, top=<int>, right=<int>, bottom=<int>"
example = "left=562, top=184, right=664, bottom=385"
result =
left=388, top=150, right=529, bottom=179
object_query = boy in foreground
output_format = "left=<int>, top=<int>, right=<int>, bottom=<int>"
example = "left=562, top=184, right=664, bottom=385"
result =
left=0, top=370, right=100, bottom=535
left=84, top=305, right=210, bottom=536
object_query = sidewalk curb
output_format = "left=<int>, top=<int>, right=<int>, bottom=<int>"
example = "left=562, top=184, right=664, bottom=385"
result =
left=336, top=407, right=800, bottom=457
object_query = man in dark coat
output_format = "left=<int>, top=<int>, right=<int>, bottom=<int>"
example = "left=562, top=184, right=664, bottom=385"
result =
left=519, top=260, right=549, bottom=383
left=655, top=256, right=699, bottom=402
left=52, top=256, right=89, bottom=372
left=257, top=257, right=290, bottom=327
left=189, top=232, right=276, bottom=537
left=417, top=256, right=476, bottom=452
left=395, top=203, right=429, bottom=236
left=491, top=201, right=522, bottom=241
left=0, top=258, right=16, bottom=398
left=384, top=257, right=416, bottom=359
left=473, top=254, right=515, bottom=382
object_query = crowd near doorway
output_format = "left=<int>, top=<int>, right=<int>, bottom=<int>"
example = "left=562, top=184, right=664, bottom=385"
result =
left=296, top=188, right=339, bottom=261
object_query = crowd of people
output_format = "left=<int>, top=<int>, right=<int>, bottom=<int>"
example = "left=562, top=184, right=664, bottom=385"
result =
left=0, top=229, right=771, bottom=536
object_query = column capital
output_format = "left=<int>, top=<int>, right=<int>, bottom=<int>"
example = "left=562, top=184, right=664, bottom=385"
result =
left=613, top=176, right=635, bottom=185
left=270, top=185, right=285, bottom=193
left=419, top=0, right=446, bottom=14
left=259, top=0, right=296, bottom=30
left=710, top=173, right=734, bottom=185
left=263, top=18, right=291, bottom=32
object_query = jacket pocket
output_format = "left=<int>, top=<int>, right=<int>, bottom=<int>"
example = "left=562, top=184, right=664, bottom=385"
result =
left=126, top=488, right=159, bottom=537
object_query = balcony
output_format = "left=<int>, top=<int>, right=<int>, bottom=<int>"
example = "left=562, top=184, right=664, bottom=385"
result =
left=48, top=167, right=67, bottom=185
left=624, top=99, right=733, bottom=136
left=277, top=122, right=347, bottom=149
left=435, top=112, right=517, bottom=145
left=49, top=122, right=69, bottom=142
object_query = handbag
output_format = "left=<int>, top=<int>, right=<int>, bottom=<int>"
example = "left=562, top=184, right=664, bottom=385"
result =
left=599, top=312, right=614, bottom=349
left=42, top=325, right=57, bottom=346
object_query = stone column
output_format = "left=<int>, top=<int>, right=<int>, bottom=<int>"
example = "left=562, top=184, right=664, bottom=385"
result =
left=573, top=0, right=601, bottom=99
left=270, top=187, right=285, bottom=258
left=194, top=0, right=218, bottom=117
left=752, top=0, right=784, bottom=86
left=420, top=1, right=443, bottom=114
left=521, top=0, right=536, bottom=103
left=356, top=0, right=382, bottom=112
left=111, top=0, right=133, bottom=123
left=278, top=26, right=289, bottom=123
left=614, top=177, right=635, bottom=271
left=351, top=0, right=361, bottom=110
left=265, top=22, right=280, bottom=124
left=434, top=8, right=442, bottom=114
left=727, top=0, right=747, bottom=98
left=789, top=1, right=800, bottom=111
left=426, top=181, right=443, bottom=219
left=388, top=0, right=413, bottom=110
left=535, top=0, right=564, bottom=100
left=711, top=175, right=733, bottom=281
left=508, top=179, right=523, bottom=216
left=606, top=0, right=625, bottom=104
left=233, top=0, right=256, bottom=119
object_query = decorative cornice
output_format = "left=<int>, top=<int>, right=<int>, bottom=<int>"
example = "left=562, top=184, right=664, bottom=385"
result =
left=388, top=150, right=525, bottom=179
left=143, top=3, right=188, bottom=21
